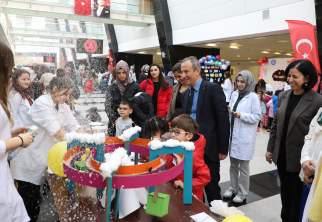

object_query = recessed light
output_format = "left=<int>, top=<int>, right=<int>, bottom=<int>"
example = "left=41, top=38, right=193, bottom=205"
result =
left=285, top=53, right=292, bottom=56
left=274, top=52, right=281, bottom=55
left=254, top=37, right=266, bottom=40
left=230, top=46, right=239, bottom=49
left=277, top=40, right=290, bottom=43
left=261, top=51, right=270, bottom=54
left=237, top=55, right=240, bottom=57
left=207, top=43, right=217, bottom=47
left=138, top=51, right=145, bottom=54
left=267, top=49, right=271, bottom=51
left=156, top=52, right=161, bottom=55
left=248, top=58, right=250, bottom=60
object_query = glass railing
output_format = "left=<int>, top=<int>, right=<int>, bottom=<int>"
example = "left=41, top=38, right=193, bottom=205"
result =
left=7, top=0, right=153, bottom=15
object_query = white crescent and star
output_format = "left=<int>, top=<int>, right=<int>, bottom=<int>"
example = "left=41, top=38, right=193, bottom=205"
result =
left=296, top=39, right=313, bottom=59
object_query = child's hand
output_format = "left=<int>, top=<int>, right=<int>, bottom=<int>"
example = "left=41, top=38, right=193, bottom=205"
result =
left=174, top=180, right=184, bottom=189
left=11, top=126, right=29, bottom=137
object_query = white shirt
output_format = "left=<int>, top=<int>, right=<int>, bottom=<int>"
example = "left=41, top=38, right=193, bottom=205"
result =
left=265, top=83, right=274, bottom=93
left=9, top=90, right=32, bottom=130
left=0, top=106, right=30, bottom=222
left=221, top=79, right=234, bottom=103
left=96, top=6, right=104, bottom=17
left=229, top=91, right=262, bottom=160
left=98, top=73, right=106, bottom=83
left=13, top=94, right=81, bottom=185
left=130, top=72, right=137, bottom=82
left=284, top=83, right=291, bottom=91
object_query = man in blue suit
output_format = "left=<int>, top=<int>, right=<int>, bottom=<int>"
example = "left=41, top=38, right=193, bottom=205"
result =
left=181, top=56, right=230, bottom=203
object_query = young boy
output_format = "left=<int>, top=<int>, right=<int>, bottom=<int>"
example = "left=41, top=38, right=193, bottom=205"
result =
left=85, top=107, right=102, bottom=122
left=115, top=100, right=135, bottom=137
left=167, top=114, right=211, bottom=201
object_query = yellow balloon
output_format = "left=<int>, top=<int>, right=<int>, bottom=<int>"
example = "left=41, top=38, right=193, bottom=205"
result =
left=223, top=215, right=253, bottom=222
left=47, top=141, right=67, bottom=177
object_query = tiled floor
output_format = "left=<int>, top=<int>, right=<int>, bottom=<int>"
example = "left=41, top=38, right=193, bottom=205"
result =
left=37, top=87, right=283, bottom=222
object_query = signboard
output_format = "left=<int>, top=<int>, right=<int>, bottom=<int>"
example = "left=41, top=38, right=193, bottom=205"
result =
left=76, top=38, right=103, bottom=54
left=43, top=56, right=56, bottom=63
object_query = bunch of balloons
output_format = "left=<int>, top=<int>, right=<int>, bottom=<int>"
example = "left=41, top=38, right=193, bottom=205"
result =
left=258, top=57, right=268, bottom=65
left=199, top=55, right=231, bottom=70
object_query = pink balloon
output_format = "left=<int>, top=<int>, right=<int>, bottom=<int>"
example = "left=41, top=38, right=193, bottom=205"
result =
left=222, top=64, right=227, bottom=70
left=216, top=55, right=220, bottom=60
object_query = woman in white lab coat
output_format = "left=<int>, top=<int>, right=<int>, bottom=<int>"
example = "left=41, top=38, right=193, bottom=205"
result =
left=0, top=41, right=38, bottom=222
left=13, top=76, right=84, bottom=222
left=223, top=70, right=262, bottom=203
left=9, top=69, right=34, bottom=130
left=221, top=71, right=234, bottom=105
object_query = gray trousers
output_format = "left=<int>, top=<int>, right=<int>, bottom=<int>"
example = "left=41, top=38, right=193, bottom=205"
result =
left=84, top=93, right=94, bottom=103
left=229, top=156, right=250, bottom=198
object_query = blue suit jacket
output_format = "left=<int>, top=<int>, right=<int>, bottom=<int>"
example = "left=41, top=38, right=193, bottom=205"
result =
left=182, top=80, right=230, bottom=161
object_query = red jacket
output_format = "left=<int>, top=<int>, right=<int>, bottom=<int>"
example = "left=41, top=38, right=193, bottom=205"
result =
left=85, top=80, right=93, bottom=93
left=165, top=133, right=211, bottom=201
left=140, top=78, right=172, bottom=118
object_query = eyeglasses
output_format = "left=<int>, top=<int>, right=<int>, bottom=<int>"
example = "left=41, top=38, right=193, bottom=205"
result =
left=169, top=129, right=189, bottom=136
left=119, top=107, right=128, bottom=111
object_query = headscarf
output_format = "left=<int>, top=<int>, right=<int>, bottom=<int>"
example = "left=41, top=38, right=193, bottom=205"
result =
left=115, top=60, right=130, bottom=95
left=141, top=64, right=150, bottom=74
left=235, top=70, right=256, bottom=97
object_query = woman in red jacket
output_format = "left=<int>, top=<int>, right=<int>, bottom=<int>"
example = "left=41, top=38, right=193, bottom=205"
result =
left=140, top=64, right=172, bottom=118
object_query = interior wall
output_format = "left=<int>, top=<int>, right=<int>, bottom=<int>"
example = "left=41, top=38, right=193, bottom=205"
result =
left=231, top=61, right=261, bottom=82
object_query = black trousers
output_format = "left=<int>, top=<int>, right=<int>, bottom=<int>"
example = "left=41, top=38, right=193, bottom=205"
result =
left=277, top=163, right=303, bottom=222
left=268, top=117, right=273, bottom=129
left=204, top=154, right=221, bottom=203
left=17, top=180, right=41, bottom=222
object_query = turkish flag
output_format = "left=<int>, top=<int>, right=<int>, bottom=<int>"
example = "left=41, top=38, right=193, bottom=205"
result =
left=75, top=0, right=91, bottom=16
left=109, top=49, right=116, bottom=71
left=286, top=20, right=321, bottom=90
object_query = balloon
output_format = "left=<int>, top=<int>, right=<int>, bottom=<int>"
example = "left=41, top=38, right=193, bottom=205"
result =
left=47, top=141, right=67, bottom=177
left=218, top=62, right=222, bottom=68
left=262, top=57, right=268, bottom=64
left=210, top=61, right=214, bottom=65
left=222, top=64, right=227, bottom=70
left=212, top=57, right=217, bottom=62
left=258, top=59, right=263, bottom=65
left=199, top=58, right=204, bottom=63
left=201, top=66, right=205, bottom=69
left=202, top=57, right=206, bottom=61
left=204, top=61, right=208, bottom=65
left=206, top=55, right=209, bottom=61
left=223, top=215, right=253, bottom=222
left=214, top=61, right=219, bottom=66
left=208, top=55, right=212, bottom=61
left=220, top=59, right=225, bottom=64
left=216, top=55, right=220, bottom=60
left=207, top=61, right=212, bottom=66
left=225, top=61, right=231, bottom=66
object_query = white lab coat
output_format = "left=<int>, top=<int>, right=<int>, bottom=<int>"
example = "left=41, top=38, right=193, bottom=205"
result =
left=13, top=94, right=81, bottom=185
left=9, top=90, right=32, bottom=130
left=0, top=106, right=30, bottom=222
left=221, top=79, right=234, bottom=103
left=229, top=91, right=262, bottom=160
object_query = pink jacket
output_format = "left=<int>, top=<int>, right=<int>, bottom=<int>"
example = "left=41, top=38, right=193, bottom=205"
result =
left=266, top=99, right=274, bottom=118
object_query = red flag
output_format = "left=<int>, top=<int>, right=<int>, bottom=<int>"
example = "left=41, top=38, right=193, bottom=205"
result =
left=75, top=0, right=91, bottom=16
left=109, top=49, right=116, bottom=72
left=286, top=20, right=321, bottom=90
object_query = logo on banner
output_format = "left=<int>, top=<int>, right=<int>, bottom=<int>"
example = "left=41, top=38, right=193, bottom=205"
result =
left=46, top=56, right=53, bottom=63
left=296, top=39, right=313, bottom=59
left=84, top=40, right=98, bottom=53
left=271, top=59, right=276, bottom=65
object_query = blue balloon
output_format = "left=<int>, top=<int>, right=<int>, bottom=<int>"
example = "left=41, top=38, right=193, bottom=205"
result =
left=218, top=62, right=222, bottom=68
left=202, top=57, right=206, bottom=61
left=201, top=66, right=205, bottom=69
left=207, top=61, right=212, bottom=66
left=208, top=55, right=212, bottom=61
left=219, top=73, right=222, bottom=77
left=225, top=61, right=231, bottom=66
left=212, top=57, right=217, bottom=62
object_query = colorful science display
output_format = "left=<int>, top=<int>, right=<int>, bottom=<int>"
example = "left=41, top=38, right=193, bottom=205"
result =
left=199, top=55, right=231, bottom=84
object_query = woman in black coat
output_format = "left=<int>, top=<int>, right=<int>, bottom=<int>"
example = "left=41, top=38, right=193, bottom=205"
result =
left=105, top=60, right=143, bottom=136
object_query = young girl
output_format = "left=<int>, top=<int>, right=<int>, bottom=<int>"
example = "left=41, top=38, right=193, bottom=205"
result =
left=263, top=91, right=273, bottom=129
left=266, top=98, right=274, bottom=132
left=13, top=77, right=84, bottom=221
left=257, top=92, right=266, bottom=132
left=84, top=75, right=95, bottom=104
left=0, top=41, right=38, bottom=222
left=9, top=69, right=34, bottom=130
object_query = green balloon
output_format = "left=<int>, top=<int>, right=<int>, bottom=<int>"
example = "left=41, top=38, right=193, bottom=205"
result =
left=214, top=61, right=219, bottom=66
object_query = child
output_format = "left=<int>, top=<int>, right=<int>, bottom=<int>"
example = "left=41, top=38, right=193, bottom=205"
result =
left=263, top=91, right=273, bottom=129
left=168, top=114, right=211, bottom=201
left=266, top=98, right=274, bottom=132
left=273, top=90, right=282, bottom=115
left=85, top=107, right=102, bottom=122
left=84, top=76, right=94, bottom=104
left=99, top=76, right=107, bottom=93
left=115, top=100, right=135, bottom=137
left=144, top=115, right=169, bottom=141
left=257, top=92, right=266, bottom=132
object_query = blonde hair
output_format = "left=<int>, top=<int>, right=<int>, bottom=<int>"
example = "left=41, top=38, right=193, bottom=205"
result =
left=0, top=41, right=15, bottom=125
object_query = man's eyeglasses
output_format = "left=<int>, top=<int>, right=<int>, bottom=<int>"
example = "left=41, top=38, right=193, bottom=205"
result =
left=119, top=107, right=128, bottom=111
left=169, top=129, right=189, bottom=136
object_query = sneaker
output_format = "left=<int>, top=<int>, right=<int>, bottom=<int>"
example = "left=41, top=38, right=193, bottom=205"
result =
left=232, top=195, right=245, bottom=203
left=267, top=129, right=271, bottom=132
left=223, top=189, right=236, bottom=198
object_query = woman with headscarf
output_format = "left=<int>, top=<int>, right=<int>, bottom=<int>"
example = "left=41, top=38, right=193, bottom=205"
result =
left=138, top=64, right=150, bottom=84
left=105, top=60, right=143, bottom=136
left=223, top=70, right=262, bottom=203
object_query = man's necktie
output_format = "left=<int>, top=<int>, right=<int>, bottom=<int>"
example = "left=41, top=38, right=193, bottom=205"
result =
left=185, top=88, right=195, bottom=115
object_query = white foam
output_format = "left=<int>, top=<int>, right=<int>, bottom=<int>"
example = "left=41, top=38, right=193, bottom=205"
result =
left=148, top=139, right=195, bottom=151
left=100, top=148, right=127, bottom=178
left=64, top=132, right=105, bottom=144
left=118, top=126, right=141, bottom=141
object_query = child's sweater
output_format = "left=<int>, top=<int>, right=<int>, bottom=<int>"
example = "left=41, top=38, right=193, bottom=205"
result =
left=85, top=80, right=93, bottom=93
left=266, top=99, right=274, bottom=118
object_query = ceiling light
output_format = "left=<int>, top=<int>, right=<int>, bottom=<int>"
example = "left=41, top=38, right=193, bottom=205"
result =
left=248, top=58, right=250, bottom=60
left=274, top=52, right=281, bottom=55
left=156, top=52, right=161, bottom=55
left=285, top=53, right=292, bottom=56
left=207, top=43, right=217, bottom=47
left=237, top=55, right=240, bottom=57
left=261, top=51, right=270, bottom=54
left=138, top=51, right=145, bottom=54
left=277, top=40, right=290, bottom=43
left=230, top=46, right=239, bottom=49
left=254, top=37, right=266, bottom=40
left=267, top=49, right=271, bottom=51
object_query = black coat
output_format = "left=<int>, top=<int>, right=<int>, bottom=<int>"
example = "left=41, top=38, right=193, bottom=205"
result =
left=105, top=80, right=143, bottom=136
left=182, top=79, right=230, bottom=161
left=31, top=82, right=42, bottom=100
left=129, top=92, right=154, bottom=124
left=138, top=73, right=148, bottom=84
left=69, top=74, right=80, bottom=100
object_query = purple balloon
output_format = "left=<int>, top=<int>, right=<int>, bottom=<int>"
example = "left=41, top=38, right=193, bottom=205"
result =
left=199, top=58, right=204, bottom=63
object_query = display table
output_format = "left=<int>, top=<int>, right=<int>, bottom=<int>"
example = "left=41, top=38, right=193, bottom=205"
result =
left=46, top=172, right=224, bottom=222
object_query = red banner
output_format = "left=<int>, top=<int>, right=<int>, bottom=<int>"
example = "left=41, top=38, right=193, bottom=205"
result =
left=109, top=49, right=116, bottom=71
left=75, top=0, right=91, bottom=16
left=286, top=20, right=321, bottom=90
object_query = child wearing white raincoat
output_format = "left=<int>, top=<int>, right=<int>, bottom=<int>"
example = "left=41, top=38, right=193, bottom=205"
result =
left=223, top=70, right=262, bottom=203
